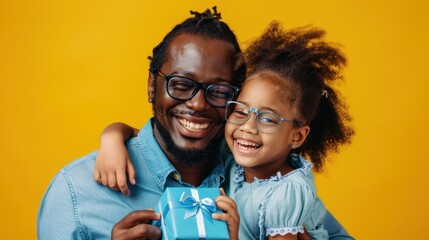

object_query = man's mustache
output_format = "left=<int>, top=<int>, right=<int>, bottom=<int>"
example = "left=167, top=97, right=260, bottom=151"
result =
left=152, top=106, right=212, bottom=119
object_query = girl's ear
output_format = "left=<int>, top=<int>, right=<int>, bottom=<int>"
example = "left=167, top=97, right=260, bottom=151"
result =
left=292, top=126, right=310, bottom=149
left=148, top=72, right=156, bottom=103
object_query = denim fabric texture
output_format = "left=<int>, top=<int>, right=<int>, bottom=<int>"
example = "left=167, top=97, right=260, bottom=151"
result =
left=37, top=119, right=226, bottom=239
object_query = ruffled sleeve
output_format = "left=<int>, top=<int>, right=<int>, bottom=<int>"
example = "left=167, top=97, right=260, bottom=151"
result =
left=260, top=178, right=327, bottom=239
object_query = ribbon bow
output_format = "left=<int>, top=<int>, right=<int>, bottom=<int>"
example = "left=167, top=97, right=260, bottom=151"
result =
left=179, top=192, right=217, bottom=221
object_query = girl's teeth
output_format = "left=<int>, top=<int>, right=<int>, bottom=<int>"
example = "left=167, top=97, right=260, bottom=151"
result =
left=237, top=139, right=260, bottom=148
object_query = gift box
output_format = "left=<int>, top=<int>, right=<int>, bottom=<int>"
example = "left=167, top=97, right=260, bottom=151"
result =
left=155, top=187, right=229, bottom=240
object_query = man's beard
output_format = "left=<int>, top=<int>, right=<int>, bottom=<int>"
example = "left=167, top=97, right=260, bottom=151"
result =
left=153, top=117, right=222, bottom=166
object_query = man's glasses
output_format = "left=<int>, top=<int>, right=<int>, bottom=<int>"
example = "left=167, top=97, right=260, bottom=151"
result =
left=225, top=101, right=300, bottom=134
left=157, top=71, right=239, bottom=108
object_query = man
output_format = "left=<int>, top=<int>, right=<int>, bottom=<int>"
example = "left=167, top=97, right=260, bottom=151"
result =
left=38, top=7, right=353, bottom=239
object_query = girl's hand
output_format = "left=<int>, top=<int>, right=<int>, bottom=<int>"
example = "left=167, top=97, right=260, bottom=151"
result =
left=94, top=123, right=137, bottom=196
left=212, top=188, right=240, bottom=240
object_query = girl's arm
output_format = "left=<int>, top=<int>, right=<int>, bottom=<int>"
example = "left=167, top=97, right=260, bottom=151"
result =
left=94, top=122, right=139, bottom=196
left=212, top=188, right=240, bottom=240
left=267, top=234, right=297, bottom=240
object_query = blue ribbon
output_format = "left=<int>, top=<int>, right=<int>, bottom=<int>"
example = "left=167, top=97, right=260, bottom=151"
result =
left=178, top=191, right=217, bottom=222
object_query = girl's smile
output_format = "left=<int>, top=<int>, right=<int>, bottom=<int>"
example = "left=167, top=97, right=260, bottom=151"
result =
left=234, top=137, right=261, bottom=153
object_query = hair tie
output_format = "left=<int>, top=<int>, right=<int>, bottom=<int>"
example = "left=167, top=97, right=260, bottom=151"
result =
left=190, top=6, right=221, bottom=20
left=321, top=90, right=328, bottom=98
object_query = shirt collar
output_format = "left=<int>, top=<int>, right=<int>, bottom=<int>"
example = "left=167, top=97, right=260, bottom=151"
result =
left=137, top=119, right=176, bottom=190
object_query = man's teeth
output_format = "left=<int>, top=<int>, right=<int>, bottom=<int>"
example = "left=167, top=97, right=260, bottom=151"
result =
left=178, top=119, right=209, bottom=130
left=237, top=139, right=260, bottom=149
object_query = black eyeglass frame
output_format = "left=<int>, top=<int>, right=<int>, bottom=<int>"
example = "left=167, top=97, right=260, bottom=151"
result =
left=156, top=70, right=240, bottom=108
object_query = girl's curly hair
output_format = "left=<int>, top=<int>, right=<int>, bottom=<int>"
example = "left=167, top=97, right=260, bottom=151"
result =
left=245, top=22, right=354, bottom=172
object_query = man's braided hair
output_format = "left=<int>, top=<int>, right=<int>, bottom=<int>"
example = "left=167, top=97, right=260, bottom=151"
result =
left=149, top=6, right=246, bottom=87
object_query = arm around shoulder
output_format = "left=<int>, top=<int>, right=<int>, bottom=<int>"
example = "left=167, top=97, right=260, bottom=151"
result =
left=95, top=122, right=139, bottom=195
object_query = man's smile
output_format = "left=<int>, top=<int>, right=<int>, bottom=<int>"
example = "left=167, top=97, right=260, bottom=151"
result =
left=178, top=118, right=210, bottom=131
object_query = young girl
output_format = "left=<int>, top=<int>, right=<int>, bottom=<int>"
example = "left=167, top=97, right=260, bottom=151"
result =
left=94, top=22, right=354, bottom=239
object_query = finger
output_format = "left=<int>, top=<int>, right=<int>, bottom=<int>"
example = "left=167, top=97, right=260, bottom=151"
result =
left=112, top=222, right=162, bottom=240
left=216, top=196, right=238, bottom=210
left=212, top=212, right=232, bottom=221
left=214, top=206, right=239, bottom=223
left=116, top=171, right=131, bottom=196
left=127, top=223, right=162, bottom=239
left=215, top=197, right=239, bottom=222
left=116, top=210, right=161, bottom=229
left=108, top=172, right=120, bottom=191
left=126, top=158, right=137, bottom=185
left=100, top=171, right=109, bottom=186
left=93, top=170, right=102, bottom=183
left=219, top=187, right=226, bottom=196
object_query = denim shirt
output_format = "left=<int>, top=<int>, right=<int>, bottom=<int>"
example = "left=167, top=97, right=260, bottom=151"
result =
left=38, top=118, right=353, bottom=240
left=37, top=119, right=225, bottom=240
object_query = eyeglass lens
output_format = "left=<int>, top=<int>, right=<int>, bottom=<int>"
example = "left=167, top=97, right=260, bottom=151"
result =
left=225, top=102, right=283, bottom=134
left=167, top=76, right=236, bottom=107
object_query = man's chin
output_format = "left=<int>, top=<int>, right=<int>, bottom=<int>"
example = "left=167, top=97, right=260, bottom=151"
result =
left=173, top=138, right=213, bottom=150
left=154, top=117, right=222, bottom=166
left=166, top=139, right=221, bottom=166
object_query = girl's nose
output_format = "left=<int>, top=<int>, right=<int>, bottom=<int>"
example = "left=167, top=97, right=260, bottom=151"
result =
left=238, top=114, right=258, bottom=134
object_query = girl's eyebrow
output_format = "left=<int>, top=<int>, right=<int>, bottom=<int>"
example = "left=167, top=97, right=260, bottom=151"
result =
left=236, top=100, right=280, bottom=113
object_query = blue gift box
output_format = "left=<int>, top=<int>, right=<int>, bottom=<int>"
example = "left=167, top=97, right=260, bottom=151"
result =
left=155, top=187, right=229, bottom=240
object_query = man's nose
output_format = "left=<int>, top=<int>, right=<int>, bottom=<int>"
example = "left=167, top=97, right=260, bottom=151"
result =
left=184, top=89, right=210, bottom=111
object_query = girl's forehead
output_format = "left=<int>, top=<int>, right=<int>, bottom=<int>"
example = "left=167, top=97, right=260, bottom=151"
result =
left=242, top=72, right=294, bottom=97
left=238, top=75, right=285, bottom=105
left=238, top=71, right=299, bottom=113
left=245, top=71, right=292, bottom=87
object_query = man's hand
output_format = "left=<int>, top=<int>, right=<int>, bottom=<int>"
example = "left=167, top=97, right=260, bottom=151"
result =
left=111, top=210, right=161, bottom=240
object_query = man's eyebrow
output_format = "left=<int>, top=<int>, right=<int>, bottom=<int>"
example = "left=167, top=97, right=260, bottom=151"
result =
left=167, top=70, right=193, bottom=77
left=169, top=71, right=233, bottom=84
left=212, top=77, right=233, bottom=84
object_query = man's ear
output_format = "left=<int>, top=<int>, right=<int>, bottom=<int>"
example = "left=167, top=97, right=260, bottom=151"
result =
left=292, top=126, right=310, bottom=149
left=148, top=72, right=156, bottom=103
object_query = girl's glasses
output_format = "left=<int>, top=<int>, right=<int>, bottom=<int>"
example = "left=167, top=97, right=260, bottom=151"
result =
left=225, top=101, right=300, bottom=134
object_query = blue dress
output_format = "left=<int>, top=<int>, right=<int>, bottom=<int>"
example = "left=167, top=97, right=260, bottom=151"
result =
left=228, top=154, right=328, bottom=240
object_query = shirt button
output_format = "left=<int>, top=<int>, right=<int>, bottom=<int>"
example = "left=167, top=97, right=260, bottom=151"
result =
left=172, top=173, right=180, bottom=181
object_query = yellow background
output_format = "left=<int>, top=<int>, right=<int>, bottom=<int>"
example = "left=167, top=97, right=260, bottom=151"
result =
left=1, top=0, right=428, bottom=239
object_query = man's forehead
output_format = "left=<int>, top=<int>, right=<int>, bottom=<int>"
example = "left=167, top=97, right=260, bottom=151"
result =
left=169, top=41, right=205, bottom=66
left=168, top=34, right=235, bottom=59
left=163, top=34, right=235, bottom=80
